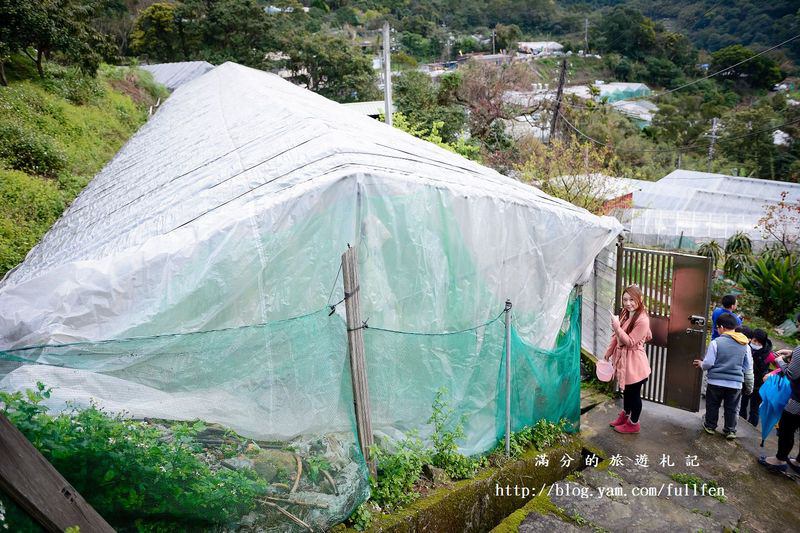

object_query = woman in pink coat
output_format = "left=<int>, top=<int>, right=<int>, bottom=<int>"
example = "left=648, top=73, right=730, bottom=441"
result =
left=604, top=285, right=652, bottom=434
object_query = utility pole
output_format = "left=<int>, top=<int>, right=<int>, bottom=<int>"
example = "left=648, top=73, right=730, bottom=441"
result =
left=584, top=17, right=589, bottom=54
left=492, top=29, right=496, bottom=55
left=706, top=117, right=719, bottom=172
left=382, top=22, right=392, bottom=126
left=549, top=58, right=568, bottom=143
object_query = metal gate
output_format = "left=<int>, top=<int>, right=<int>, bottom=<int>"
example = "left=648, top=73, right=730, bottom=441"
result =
left=615, top=240, right=712, bottom=412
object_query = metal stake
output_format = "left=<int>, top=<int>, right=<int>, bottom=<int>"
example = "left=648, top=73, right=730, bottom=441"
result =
left=504, top=299, right=513, bottom=456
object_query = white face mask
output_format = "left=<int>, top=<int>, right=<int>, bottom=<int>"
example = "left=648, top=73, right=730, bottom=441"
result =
left=750, top=342, right=762, bottom=350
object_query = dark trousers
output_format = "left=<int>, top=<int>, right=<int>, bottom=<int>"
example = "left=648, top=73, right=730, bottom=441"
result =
left=705, top=384, right=742, bottom=435
left=739, top=384, right=762, bottom=426
left=777, top=410, right=800, bottom=462
left=623, top=378, right=647, bottom=423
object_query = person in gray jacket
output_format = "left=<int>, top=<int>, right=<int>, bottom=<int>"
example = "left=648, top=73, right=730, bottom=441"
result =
left=759, top=313, right=800, bottom=474
left=693, top=312, right=754, bottom=439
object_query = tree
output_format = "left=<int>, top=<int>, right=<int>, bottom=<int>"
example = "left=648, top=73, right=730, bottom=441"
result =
left=598, top=6, right=656, bottom=61
left=284, top=32, right=379, bottom=103
left=394, top=70, right=466, bottom=143
left=494, top=23, right=521, bottom=53
left=0, top=0, right=43, bottom=84
left=133, top=0, right=276, bottom=66
left=517, top=137, right=622, bottom=214
left=130, top=2, right=180, bottom=61
left=2, top=0, right=111, bottom=78
left=710, top=45, right=783, bottom=90
left=758, top=192, right=800, bottom=256
left=456, top=60, right=538, bottom=143
left=718, top=104, right=779, bottom=179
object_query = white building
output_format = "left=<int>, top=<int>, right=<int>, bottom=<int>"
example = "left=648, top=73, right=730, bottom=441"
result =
left=518, top=41, right=564, bottom=55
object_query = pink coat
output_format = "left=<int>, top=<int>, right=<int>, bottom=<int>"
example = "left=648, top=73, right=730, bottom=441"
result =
left=604, top=312, right=652, bottom=389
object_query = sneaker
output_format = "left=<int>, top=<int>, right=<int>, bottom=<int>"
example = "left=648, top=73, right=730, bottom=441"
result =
left=609, top=410, right=628, bottom=427
left=725, top=432, right=737, bottom=440
left=702, top=424, right=715, bottom=435
left=614, top=418, right=640, bottom=434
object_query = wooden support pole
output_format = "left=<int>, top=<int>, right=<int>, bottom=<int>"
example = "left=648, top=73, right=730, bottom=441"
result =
left=382, top=22, right=393, bottom=126
left=504, top=299, right=512, bottom=457
left=0, top=413, right=114, bottom=533
left=614, top=234, right=625, bottom=315
left=548, top=58, right=568, bottom=143
left=341, top=245, right=376, bottom=478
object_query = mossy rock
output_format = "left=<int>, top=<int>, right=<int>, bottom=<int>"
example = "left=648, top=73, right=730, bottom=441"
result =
left=251, top=449, right=297, bottom=483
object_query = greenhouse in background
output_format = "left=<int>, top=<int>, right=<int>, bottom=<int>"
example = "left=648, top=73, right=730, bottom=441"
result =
left=603, top=170, right=800, bottom=250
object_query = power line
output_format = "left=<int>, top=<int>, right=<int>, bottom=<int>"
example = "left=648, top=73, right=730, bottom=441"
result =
left=542, top=32, right=800, bottom=119
left=558, top=111, right=800, bottom=155
left=649, top=33, right=800, bottom=100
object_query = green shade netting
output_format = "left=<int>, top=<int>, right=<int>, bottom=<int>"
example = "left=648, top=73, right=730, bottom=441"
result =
left=0, top=294, right=581, bottom=530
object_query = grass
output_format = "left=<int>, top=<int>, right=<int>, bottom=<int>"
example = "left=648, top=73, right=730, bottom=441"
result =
left=0, top=57, right=167, bottom=277
left=532, top=55, right=612, bottom=86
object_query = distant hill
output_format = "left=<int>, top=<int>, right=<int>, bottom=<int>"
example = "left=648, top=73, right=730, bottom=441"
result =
left=563, top=0, right=800, bottom=61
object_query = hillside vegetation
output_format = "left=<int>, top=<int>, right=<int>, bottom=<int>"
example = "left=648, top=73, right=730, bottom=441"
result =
left=0, top=59, right=167, bottom=278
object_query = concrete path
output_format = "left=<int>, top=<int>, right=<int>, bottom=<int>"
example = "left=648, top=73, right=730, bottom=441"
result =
left=517, top=398, right=800, bottom=532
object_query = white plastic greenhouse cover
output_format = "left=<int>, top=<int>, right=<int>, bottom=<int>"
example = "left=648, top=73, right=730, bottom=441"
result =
left=0, top=62, right=620, bottom=446
left=619, top=208, right=764, bottom=248
left=140, top=61, right=215, bottom=90
left=658, top=169, right=800, bottom=202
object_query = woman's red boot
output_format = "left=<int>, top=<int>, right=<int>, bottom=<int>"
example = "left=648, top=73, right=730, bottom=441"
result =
left=614, top=416, right=641, bottom=434
left=609, top=410, right=628, bottom=427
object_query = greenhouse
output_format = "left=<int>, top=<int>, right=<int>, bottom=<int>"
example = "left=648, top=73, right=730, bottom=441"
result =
left=565, top=82, right=652, bottom=103
left=141, top=61, right=215, bottom=91
left=0, top=62, right=621, bottom=529
left=605, top=170, right=800, bottom=249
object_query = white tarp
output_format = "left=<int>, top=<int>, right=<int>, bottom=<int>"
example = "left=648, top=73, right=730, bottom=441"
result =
left=0, top=62, right=620, bottom=449
left=141, top=61, right=215, bottom=90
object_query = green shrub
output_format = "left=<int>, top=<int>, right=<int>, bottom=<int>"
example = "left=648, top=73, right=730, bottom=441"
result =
left=369, top=432, right=430, bottom=510
left=493, top=419, right=571, bottom=459
left=697, top=241, right=723, bottom=269
left=0, top=169, right=65, bottom=274
left=40, top=65, right=105, bottom=105
left=347, top=503, right=373, bottom=531
left=428, top=387, right=483, bottom=479
left=0, top=122, right=67, bottom=177
left=0, top=383, right=267, bottom=530
left=723, top=252, right=753, bottom=282
left=0, top=59, right=157, bottom=278
left=742, top=253, right=800, bottom=323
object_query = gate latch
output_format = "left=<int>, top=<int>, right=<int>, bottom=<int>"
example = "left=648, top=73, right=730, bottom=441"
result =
left=688, top=315, right=706, bottom=327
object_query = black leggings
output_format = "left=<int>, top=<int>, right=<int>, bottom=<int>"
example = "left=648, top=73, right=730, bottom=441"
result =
left=623, top=378, right=647, bottom=423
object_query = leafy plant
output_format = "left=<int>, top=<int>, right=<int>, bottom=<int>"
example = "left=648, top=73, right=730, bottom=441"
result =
left=725, top=232, right=753, bottom=256
left=428, top=387, right=482, bottom=480
left=0, top=122, right=67, bottom=178
left=493, top=419, right=571, bottom=459
left=741, top=254, right=800, bottom=323
left=0, top=383, right=268, bottom=530
left=697, top=241, right=723, bottom=269
left=723, top=252, right=753, bottom=282
left=347, top=503, right=373, bottom=531
left=368, top=432, right=430, bottom=511
left=305, top=455, right=331, bottom=483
